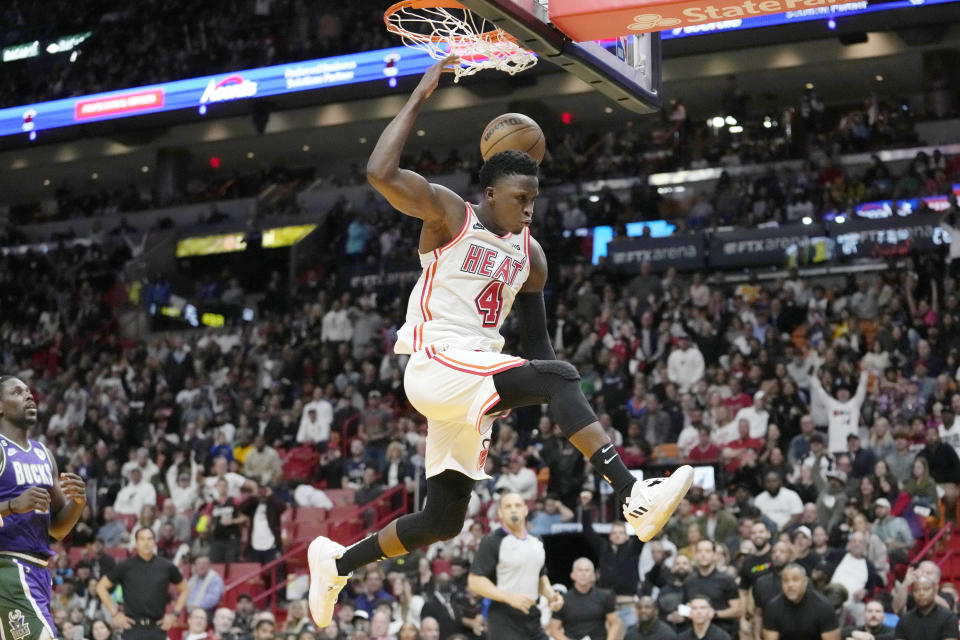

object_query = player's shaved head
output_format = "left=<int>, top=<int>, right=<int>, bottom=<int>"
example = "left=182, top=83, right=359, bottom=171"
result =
left=479, top=150, right=538, bottom=189
left=0, top=375, right=37, bottom=428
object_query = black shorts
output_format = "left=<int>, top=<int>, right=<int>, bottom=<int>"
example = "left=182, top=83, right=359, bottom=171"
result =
left=122, top=624, right=166, bottom=640
left=486, top=605, right=549, bottom=640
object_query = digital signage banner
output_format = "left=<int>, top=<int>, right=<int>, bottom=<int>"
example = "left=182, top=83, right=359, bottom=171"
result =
left=0, top=46, right=436, bottom=139
left=830, top=212, right=952, bottom=259
left=606, top=234, right=706, bottom=271
left=709, top=223, right=824, bottom=267
left=659, top=0, right=957, bottom=39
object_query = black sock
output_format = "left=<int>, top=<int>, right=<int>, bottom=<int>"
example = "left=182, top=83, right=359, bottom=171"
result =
left=335, top=534, right=386, bottom=576
left=589, top=445, right=636, bottom=505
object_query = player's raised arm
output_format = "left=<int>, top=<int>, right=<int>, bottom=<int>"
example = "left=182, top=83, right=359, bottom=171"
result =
left=366, top=55, right=464, bottom=227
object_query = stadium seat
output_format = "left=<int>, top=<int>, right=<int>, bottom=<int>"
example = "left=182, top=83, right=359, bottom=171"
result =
left=283, top=447, right=320, bottom=482
left=223, top=563, right=266, bottom=609
left=327, top=518, right=364, bottom=544
left=537, top=467, right=550, bottom=495
left=210, top=563, right=227, bottom=581
left=653, top=443, right=680, bottom=461
left=293, top=507, right=327, bottom=524
left=326, top=504, right=360, bottom=521
left=104, top=547, right=128, bottom=562
left=227, top=562, right=263, bottom=582
left=294, top=522, right=329, bottom=542
left=324, top=489, right=356, bottom=506
left=118, top=514, right=138, bottom=530
left=68, top=547, right=86, bottom=566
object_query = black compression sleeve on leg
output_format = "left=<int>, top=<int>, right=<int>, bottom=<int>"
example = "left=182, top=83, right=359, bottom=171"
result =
left=492, top=361, right=597, bottom=437
left=514, top=292, right=557, bottom=361
left=395, top=470, right=475, bottom=550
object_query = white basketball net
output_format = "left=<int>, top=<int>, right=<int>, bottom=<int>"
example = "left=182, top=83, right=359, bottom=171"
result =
left=385, top=1, right=538, bottom=82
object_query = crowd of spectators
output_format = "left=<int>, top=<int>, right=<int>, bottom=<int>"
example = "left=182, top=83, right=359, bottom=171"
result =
left=7, top=179, right=960, bottom=640
left=2, top=28, right=960, bottom=637
left=0, top=0, right=391, bottom=109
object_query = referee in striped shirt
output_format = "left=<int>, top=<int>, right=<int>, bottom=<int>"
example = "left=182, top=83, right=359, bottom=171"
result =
left=468, top=492, right=564, bottom=640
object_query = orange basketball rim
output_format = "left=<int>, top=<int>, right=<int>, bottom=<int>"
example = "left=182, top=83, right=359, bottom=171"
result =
left=384, top=0, right=538, bottom=81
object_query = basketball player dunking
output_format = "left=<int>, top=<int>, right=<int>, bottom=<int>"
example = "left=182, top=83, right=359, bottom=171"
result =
left=0, top=376, right=87, bottom=640
left=307, top=55, right=694, bottom=627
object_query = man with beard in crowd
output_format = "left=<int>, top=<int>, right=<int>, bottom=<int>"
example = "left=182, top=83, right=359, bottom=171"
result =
left=841, top=600, right=894, bottom=640
left=739, top=521, right=773, bottom=640
left=659, top=554, right=693, bottom=628
left=762, top=563, right=839, bottom=640
left=625, top=596, right=677, bottom=640
left=753, top=541, right=795, bottom=634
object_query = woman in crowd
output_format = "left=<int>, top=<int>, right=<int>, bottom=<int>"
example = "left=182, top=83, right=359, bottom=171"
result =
left=905, top=457, right=940, bottom=517
left=853, top=475, right=881, bottom=521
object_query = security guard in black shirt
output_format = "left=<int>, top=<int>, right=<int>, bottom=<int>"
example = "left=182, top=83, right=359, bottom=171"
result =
left=894, top=576, right=959, bottom=640
left=762, top=563, right=839, bottom=640
left=96, top=527, right=189, bottom=640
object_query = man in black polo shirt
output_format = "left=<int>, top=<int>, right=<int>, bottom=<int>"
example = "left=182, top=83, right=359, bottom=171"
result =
left=682, top=540, right=741, bottom=637
left=678, top=596, right=731, bottom=640
left=549, top=558, right=622, bottom=640
left=754, top=541, right=794, bottom=624
left=626, top=596, right=676, bottom=640
left=762, top=563, right=840, bottom=640
left=894, top=576, right=959, bottom=640
left=468, top=493, right=563, bottom=640
left=740, top=521, right=772, bottom=640
left=96, top=527, right=189, bottom=640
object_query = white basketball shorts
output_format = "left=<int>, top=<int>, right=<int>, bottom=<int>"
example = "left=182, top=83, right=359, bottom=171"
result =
left=404, top=344, right=526, bottom=480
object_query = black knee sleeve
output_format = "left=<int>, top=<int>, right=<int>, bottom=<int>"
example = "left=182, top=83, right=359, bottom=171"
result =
left=395, top=471, right=474, bottom=549
left=492, top=360, right=597, bottom=437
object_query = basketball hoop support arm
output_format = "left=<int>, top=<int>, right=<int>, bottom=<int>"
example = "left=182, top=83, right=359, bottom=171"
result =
left=459, top=0, right=662, bottom=114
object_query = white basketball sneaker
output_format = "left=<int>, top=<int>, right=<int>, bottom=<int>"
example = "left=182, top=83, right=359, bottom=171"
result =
left=307, top=536, right=349, bottom=627
left=623, top=465, right=694, bottom=542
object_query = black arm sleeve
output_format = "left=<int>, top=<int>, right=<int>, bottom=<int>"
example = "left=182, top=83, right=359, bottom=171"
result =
left=514, top=292, right=557, bottom=361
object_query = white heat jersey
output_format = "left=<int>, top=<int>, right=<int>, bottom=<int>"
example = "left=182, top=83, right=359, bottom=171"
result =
left=396, top=202, right=531, bottom=355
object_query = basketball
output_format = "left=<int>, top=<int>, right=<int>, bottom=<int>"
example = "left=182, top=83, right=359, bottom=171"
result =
left=479, top=113, right=546, bottom=164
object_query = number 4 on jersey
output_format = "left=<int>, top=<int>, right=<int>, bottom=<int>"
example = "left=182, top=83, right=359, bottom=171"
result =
left=475, top=281, right=505, bottom=327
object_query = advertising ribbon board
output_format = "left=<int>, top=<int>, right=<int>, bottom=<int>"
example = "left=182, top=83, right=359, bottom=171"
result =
left=709, top=223, right=824, bottom=267
left=606, top=234, right=705, bottom=272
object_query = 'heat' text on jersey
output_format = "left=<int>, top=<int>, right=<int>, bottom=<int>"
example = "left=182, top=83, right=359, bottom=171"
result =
left=12, top=461, right=53, bottom=487
left=460, top=244, right=525, bottom=285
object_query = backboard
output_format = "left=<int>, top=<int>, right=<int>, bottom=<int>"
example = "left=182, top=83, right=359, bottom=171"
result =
left=458, top=0, right=662, bottom=114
